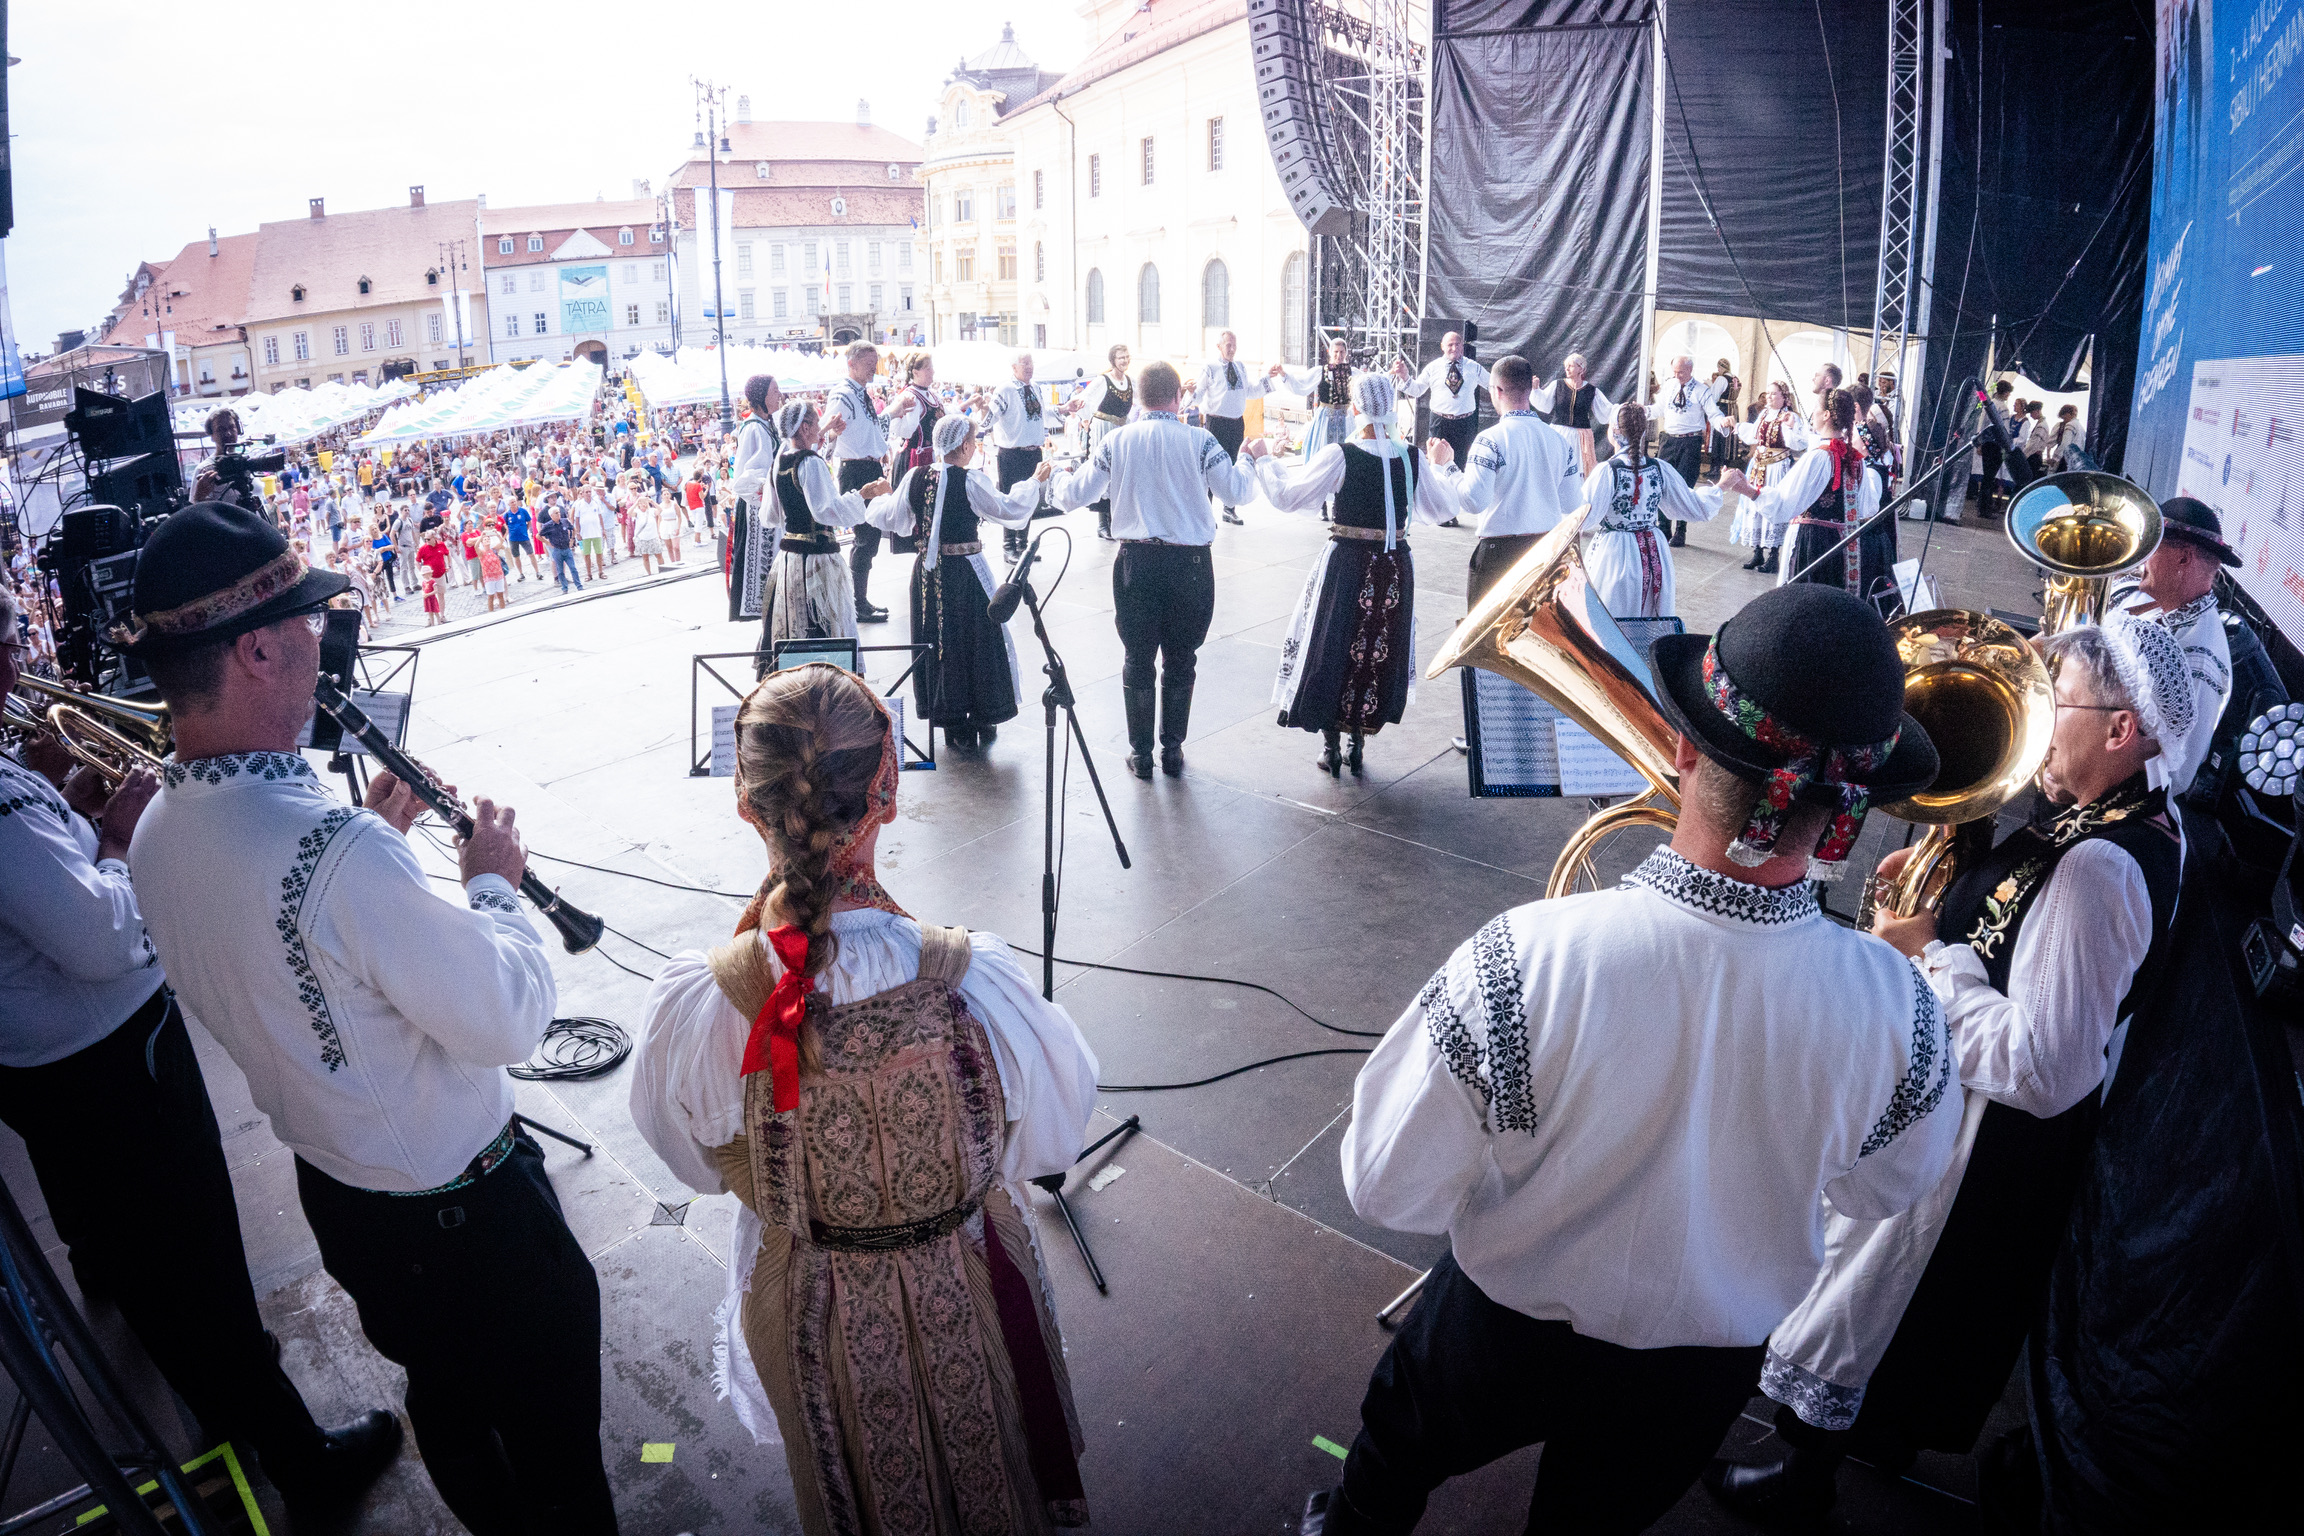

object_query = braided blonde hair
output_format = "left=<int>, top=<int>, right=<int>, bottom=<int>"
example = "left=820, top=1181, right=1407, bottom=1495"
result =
left=734, top=665, right=889, bottom=983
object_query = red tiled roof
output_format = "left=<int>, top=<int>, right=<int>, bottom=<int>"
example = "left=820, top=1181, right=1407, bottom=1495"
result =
left=1011, top=0, right=1245, bottom=115
left=101, top=233, right=261, bottom=349
left=672, top=185, right=922, bottom=229
left=244, top=198, right=482, bottom=322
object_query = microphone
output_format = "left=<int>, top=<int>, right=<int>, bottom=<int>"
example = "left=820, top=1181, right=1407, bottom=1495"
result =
left=1973, top=381, right=2020, bottom=458
left=989, top=532, right=1047, bottom=624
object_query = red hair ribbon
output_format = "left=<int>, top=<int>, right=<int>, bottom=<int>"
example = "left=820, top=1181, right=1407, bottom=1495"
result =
left=740, top=925, right=813, bottom=1112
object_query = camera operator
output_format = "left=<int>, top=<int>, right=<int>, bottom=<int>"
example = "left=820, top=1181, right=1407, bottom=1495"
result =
left=194, top=408, right=286, bottom=511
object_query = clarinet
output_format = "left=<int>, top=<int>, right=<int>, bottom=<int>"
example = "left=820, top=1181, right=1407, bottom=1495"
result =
left=312, top=673, right=605, bottom=954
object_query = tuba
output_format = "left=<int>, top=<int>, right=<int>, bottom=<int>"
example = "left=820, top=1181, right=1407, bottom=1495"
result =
left=4, top=675, right=172, bottom=789
left=1868, top=610, right=2056, bottom=914
left=1425, top=509, right=1683, bottom=898
left=1870, top=473, right=2165, bottom=916
left=2006, top=470, right=2162, bottom=633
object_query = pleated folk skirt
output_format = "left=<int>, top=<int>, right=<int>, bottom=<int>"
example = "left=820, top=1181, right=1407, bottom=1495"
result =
left=1272, top=538, right=1417, bottom=734
left=910, top=552, right=1023, bottom=730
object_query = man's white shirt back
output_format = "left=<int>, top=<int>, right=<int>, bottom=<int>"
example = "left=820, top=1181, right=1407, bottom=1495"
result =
left=1431, top=410, right=1586, bottom=537
left=1051, top=411, right=1258, bottom=544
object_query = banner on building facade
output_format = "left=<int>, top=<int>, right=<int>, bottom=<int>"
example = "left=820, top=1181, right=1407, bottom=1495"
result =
left=559, top=264, right=611, bottom=335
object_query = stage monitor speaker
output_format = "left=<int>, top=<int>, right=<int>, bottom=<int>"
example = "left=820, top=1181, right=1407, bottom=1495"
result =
left=88, top=452, right=182, bottom=523
left=57, top=505, right=133, bottom=561
left=64, top=388, right=172, bottom=460
left=1249, top=0, right=1353, bottom=240
left=1417, top=318, right=1478, bottom=363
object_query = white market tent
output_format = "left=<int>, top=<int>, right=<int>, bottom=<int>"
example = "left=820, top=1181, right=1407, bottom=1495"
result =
left=355, top=363, right=602, bottom=446
left=172, top=378, right=412, bottom=446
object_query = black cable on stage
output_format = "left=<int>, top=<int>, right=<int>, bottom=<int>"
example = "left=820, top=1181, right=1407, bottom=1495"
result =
left=1003, top=942, right=1384, bottom=1039
left=508, top=1016, right=633, bottom=1081
left=1096, top=1047, right=1372, bottom=1093
left=527, top=848, right=749, bottom=898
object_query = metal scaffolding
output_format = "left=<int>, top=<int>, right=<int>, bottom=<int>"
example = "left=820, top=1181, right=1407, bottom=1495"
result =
left=1868, top=0, right=1929, bottom=436
left=1302, top=0, right=1426, bottom=367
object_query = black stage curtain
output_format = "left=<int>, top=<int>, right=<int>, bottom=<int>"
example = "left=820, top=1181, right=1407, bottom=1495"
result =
left=1428, top=1, right=1653, bottom=404
left=1907, top=1, right=2153, bottom=476
left=1654, top=2, right=1886, bottom=334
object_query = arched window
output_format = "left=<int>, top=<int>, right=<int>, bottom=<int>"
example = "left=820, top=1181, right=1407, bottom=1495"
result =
left=1085, top=268, right=1105, bottom=324
left=1201, top=258, right=1230, bottom=327
left=1138, top=263, right=1161, bottom=323
left=1280, top=252, right=1308, bottom=365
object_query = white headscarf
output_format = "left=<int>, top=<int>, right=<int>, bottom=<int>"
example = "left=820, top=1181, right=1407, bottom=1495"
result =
left=932, top=414, right=976, bottom=461
left=2097, top=607, right=2194, bottom=745
left=1351, top=372, right=1406, bottom=552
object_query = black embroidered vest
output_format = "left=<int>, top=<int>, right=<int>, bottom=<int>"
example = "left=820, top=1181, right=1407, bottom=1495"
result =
left=1095, top=375, right=1133, bottom=421
left=909, top=468, right=977, bottom=548
left=1935, top=777, right=2181, bottom=1006
left=1597, top=457, right=1662, bottom=532
left=1332, top=443, right=1416, bottom=535
left=774, top=448, right=836, bottom=550
left=1547, top=381, right=1599, bottom=429
left=1316, top=364, right=1354, bottom=408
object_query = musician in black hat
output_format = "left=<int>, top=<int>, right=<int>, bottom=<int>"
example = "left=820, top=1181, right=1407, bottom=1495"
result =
left=2112, top=493, right=2239, bottom=795
left=121, top=501, right=620, bottom=1534
left=0, top=582, right=400, bottom=1522
left=1306, top=585, right=1960, bottom=1536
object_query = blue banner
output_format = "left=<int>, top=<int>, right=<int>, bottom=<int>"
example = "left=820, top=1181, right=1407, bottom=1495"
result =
left=2129, top=0, right=2304, bottom=639
left=0, top=242, right=25, bottom=402
left=559, top=264, right=612, bottom=336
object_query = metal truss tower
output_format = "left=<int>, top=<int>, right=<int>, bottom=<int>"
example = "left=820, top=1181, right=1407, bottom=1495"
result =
left=1301, top=0, right=1426, bottom=368
left=1868, top=0, right=1928, bottom=433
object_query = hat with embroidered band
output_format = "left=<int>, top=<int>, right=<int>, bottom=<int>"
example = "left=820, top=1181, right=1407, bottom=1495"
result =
left=1649, top=584, right=1939, bottom=881
left=2157, top=495, right=2242, bottom=567
left=111, top=500, right=350, bottom=657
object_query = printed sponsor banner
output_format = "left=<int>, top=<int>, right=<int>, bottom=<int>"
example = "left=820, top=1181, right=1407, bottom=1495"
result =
left=559, top=264, right=611, bottom=335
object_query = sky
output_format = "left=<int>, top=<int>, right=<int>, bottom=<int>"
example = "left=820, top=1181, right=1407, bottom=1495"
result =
left=5, top=0, right=1088, bottom=351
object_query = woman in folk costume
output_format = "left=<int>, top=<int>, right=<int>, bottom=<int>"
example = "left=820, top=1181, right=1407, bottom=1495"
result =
left=1729, top=380, right=1811, bottom=574
left=885, top=416, right=1052, bottom=753
left=729, top=373, right=784, bottom=629
left=1577, top=401, right=1720, bottom=620
left=1533, top=352, right=1614, bottom=475
left=1254, top=373, right=1458, bottom=776
left=1719, top=388, right=1894, bottom=610
left=1852, top=383, right=1900, bottom=496
left=631, top=664, right=1100, bottom=1535
left=1271, top=336, right=1360, bottom=463
left=1066, top=345, right=1134, bottom=541
left=761, top=401, right=904, bottom=669
left=881, top=353, right=943, bottom=556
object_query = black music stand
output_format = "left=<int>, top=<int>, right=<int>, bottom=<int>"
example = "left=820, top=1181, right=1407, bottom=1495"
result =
left=1031, top=1116, right=1140, bottom=1296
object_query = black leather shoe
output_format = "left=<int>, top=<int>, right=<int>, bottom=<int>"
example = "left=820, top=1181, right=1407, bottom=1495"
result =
left=1222, top=507, right=1244, bottom=525
left=945, top=726, right=976, bottom=752
left=1317, top=729, right=1342, bottom=777
left=1160, top=744, right=1185, bottom=777
left=1127, top=749, right=1155, bottom=780
left=1700, top=1457, right=1835, bottom=1532
left=976, top=726, right=996, bottom=748
left=856, top=602, right=890, bottom=623
left=1302, top=1488, right=1343, bottom=1536
left=1669, top=522, right=1688, bottom=547
left=1345, top=733, right=1365, bottom=776
left=267, top=1410, right=404, bottom=1519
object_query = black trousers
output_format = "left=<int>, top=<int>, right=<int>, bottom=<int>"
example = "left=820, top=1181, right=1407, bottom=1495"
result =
left=1327, top=1253, right=1763, bottom=1536
left=1469, top=533, right=1543, bottom=606
left=1205, top=416, right=1247, bottom=511
left=839, top=457, right=884, bottom=599
left=1113, top=543, right=1215, bottom=745
left=997, top=446, right=1049, bottom=554
left=297, top=1130, right=617, bottom=1536
left=0, top=993, right=328, bottom=1473
left=1978, top=442, right=2006, bottom=512
left=1431, top=412, right=1478, bottom=468
left=1656, top=431, right=1704, bottom=490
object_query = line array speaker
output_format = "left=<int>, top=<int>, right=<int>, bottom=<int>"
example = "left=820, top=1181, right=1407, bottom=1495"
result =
left=1249, top=0, right=1352, bottom=239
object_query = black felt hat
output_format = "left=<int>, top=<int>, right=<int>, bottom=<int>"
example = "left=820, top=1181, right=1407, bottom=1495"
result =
left=2159, top=495, right=2242, bottom=567
left=114, top=500, right=349, bottom=656
left=1648, top=584, right=1939, bottom=804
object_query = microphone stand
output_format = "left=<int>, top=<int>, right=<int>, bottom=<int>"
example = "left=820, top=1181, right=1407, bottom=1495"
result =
left=1015, top=578, right=1132, bottom=1001
left=1784, top=427, right=1982, bottom=587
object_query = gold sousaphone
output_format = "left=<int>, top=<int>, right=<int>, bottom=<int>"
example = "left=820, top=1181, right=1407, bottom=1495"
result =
left=1425, top=509, right=1683, bottom=897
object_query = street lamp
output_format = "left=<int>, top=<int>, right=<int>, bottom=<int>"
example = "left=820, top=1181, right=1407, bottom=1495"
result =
left=690, top=76, right=735, bottom=437
left=436, top=238, right=471, bottom=370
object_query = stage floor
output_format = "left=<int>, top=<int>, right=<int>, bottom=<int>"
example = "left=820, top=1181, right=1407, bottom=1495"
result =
left=0, top=486, right=2038, bottom=1533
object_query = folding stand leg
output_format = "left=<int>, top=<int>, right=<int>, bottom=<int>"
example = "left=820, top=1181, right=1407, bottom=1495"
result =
left=1030, top=1116, right=1142, bottom=1297
left=512, top=1113, right=594, bottom=1156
